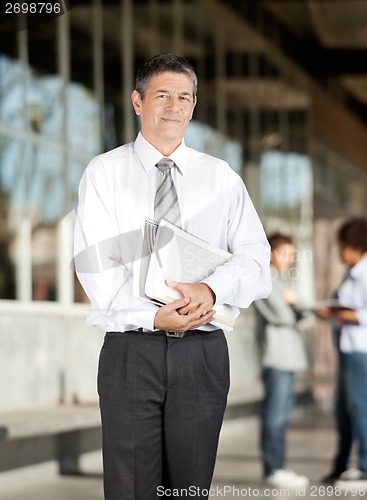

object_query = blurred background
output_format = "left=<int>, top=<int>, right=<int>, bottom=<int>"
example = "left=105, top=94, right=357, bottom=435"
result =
left=0, top=0, right=367, bottom=495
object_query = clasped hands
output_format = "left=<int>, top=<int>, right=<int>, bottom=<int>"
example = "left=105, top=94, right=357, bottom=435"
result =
left=154, top=280, right=216, bottom=332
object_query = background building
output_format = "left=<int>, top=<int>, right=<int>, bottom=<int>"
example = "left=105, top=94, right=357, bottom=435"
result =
left=1, top=0, right=367, bottom=415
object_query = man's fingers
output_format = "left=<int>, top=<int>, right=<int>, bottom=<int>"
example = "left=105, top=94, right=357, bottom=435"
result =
left=166, top=279, right=179, bottom=289
left=166, top=296, right=190, bottom=312
left=188, top=310, right=216, bottom=329
left=173, top=307, right=215, bottom=331
left=194, top=302, right=208, bottom=319
left=185, top=308, right=216, bottom=328
left=177, top=301, right=212, bottom=316
left=177, top=304, right=197, bottom=315
left=156, top=299, right=215, bottom=332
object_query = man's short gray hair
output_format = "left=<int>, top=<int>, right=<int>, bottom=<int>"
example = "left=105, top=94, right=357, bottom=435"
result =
left=135, top=53, right=198, bottom=99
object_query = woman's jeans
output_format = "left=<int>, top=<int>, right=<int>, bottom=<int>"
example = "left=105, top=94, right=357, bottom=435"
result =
left=340, top=351, right=367, bottom=473
left=261, top=368, right=294, bottom=476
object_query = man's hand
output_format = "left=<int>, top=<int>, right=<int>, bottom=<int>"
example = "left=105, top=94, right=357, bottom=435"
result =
left=314, top=307, right=334, bottom=319
left=282, top=288, right=298, bottom=306
left=166, top=280, right=216, bottom=316
left=315, top=307, right=359, bottom=324
left=154, top=296, right=216, bottom=332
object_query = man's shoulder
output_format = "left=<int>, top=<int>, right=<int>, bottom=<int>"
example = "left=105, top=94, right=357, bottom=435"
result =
left=186, top=147, right=231, bottom=170
left=88, top=142, right=134, bottom=169
left=186, top=147, right=242, bottom=181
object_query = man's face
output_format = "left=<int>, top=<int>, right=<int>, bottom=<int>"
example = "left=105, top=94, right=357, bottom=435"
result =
left=338, top=242, right=364, bottom=267
left=131, top=71, right=197, bottom=151
left=271, top=243, right=295, bottom=272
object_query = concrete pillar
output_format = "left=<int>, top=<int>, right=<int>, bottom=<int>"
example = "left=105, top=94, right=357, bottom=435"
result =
left=57, top=216, right=74, bottom=305
left=245, top=53, right=261, bottom=210
left=57, top=10, right=70, bottom=211
left=93, top=0, right=105, bottom=152
left=149, top=0, right=159, bottom=56
left=15, top=217, right=32, bottom=301
left=215, top=28, right=226, bottom=135
left=121, top=0, right=134, bottom=143
left=173, top=0, right=184, bottom=55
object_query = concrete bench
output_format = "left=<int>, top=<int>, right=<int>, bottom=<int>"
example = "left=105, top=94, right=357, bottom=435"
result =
left=0, top=404, right=101, bottom=475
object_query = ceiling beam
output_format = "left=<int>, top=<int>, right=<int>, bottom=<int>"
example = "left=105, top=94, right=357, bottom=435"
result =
left=304, top=49, right=367, bottom=78
left=199, top=0, right=312, bottom=90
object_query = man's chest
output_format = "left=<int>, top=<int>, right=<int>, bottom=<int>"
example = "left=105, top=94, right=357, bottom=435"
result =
left=109, top=169, right=229, bottom=247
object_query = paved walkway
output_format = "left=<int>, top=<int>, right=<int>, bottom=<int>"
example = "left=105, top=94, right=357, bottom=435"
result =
left=0, top=411, right=364, bottom=500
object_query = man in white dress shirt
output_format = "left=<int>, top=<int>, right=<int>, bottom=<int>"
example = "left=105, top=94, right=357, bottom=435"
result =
left=74, top=53, right=271, bottom=500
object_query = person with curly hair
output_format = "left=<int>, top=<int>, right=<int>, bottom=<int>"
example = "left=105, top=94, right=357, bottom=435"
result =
left=317, top=217, right=367, bottom=489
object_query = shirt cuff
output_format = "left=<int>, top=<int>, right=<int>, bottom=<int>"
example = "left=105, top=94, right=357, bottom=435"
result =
left=200, top=274, right=232, bottom=306
left=130, top=309, right=158, bottom=331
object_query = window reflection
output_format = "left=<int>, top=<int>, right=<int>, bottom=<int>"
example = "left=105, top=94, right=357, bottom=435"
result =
left=0, top=53, right=101, bottom=300
left=186, top=120, right=243, bottom=173
left=67, top=84, right=100, bottom=156
left=0, top=56, right=26, bottom=130
left=261, top=152, right=312, bottom=214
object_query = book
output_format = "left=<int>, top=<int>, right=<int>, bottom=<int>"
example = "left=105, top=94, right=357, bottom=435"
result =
left=296, top=299, right=355, bottom=312
left=143, top=219, right=237, bottom=331
left=315, top=299, right=355, bottom=311
left=133, top=218, right=160, bottom=303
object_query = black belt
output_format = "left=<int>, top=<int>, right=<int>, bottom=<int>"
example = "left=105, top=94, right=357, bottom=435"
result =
left=165, top=330, right=195, bottom=338
left=133, top=328, right=216, bottom=339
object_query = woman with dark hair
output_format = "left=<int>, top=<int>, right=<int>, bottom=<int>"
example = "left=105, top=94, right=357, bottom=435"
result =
left=254, top=233, right=309, bottom=489
left=317, top=216, right=367, bottom=489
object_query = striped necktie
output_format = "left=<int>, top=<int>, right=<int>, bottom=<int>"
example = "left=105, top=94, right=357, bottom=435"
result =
left=154, top=158, right=182, bottom=226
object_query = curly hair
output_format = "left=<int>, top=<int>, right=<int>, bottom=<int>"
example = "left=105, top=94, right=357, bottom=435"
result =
left=337, top=216, right=367, bottom=252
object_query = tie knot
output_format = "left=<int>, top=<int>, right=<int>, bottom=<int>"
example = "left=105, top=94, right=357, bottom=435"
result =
left=156, top=158, right=175, bottom=174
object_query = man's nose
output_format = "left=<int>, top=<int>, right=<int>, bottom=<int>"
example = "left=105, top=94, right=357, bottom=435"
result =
left=165, top=96, right=180, bottom=110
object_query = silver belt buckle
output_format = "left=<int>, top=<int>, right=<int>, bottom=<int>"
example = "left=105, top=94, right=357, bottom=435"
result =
left=165, top=331, right=185, bottom=338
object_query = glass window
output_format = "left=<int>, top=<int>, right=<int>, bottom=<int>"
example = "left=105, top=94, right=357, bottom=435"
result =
left=0, top=56, right=27, bottom=131
left=69, top=5, right=101, bottom=155
left=186, top=121, right=243, bottom=173
left=261, top=151, right=312, bottom=216
left=27, top=21, right=61, bottom=141
left=313, top=142, right=367, bottom=214
left=67, top=156, right=87, bottom=212
left=67, top=83, right=100, bottom=157
left=0, top=141, right=63, bottom=224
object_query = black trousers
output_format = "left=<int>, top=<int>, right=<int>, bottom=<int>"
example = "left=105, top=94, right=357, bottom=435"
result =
left=97, top=329, right=230, bottom=500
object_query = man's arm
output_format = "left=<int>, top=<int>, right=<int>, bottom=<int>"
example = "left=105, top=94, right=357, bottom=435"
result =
left=201, top=174, right=271, bottom=308
left=75, top=161, right=219, bottom=332
left=254, top=291, right=297, bottom=327
left=74, top=160, right=158, bottom=331
left=315, top=307, right=359, bottom=324
left=155, top=173, right=271, bottom=318
left=316, top=272, right=367, bottom=326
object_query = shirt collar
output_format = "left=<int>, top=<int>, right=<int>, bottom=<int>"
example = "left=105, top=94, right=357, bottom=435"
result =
left=349, top=254, right=367, bottom=280
left=134, top=132, right=187, bottom=175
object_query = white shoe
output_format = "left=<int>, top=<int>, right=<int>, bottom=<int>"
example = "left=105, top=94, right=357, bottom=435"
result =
left=335, top=469, right=367, bottom=490
left=339, top=468, right=365, bottom=480
left=265, top=469, right=310, bottom=489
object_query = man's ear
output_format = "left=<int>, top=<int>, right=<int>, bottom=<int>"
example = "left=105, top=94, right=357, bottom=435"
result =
left=131, top=90, right=142, bottom=115
left=190, top=96, right=197, bottom=120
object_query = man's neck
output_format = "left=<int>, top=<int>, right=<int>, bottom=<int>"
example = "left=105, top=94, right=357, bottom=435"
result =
left=140, top=132, right=182, bottom=157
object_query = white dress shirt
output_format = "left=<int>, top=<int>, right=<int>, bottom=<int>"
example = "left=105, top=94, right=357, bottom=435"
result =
left=338, top=255, right=367, bottom=353
left=74, top=132, right=271, bottom=332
